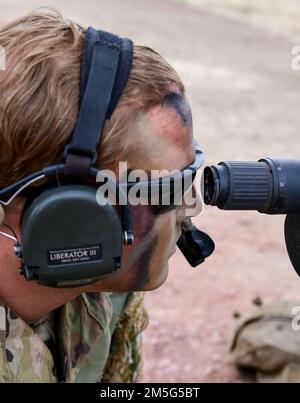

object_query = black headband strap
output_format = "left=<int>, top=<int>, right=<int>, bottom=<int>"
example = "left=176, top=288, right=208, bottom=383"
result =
left=64, top=27, right=133, bottom=176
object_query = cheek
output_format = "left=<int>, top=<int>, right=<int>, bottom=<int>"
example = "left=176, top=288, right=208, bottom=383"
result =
left=121, top=208, right=177, bottom=290
left=153, top=211, right=177, bottom=257
left=143, top=211, right=177, bottom=289
left=132, top=205, right=156, bottom=240
left=120, top=206, right=157, bottom=289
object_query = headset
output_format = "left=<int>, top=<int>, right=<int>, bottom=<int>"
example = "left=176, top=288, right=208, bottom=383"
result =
left=0, top=27, right=215, bottom=288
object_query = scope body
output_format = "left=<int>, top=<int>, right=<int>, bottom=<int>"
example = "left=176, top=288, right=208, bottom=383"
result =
left=203, top=158, right=300, bottom=214
left=203, top=158, right=300, bottom=278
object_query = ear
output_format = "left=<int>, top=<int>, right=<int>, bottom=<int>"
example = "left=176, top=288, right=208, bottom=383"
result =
left=0, top=205, right=5, bottom=225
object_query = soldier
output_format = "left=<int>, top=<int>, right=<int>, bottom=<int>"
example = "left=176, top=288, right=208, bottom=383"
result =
left=0, top=9, right=201, bottom=382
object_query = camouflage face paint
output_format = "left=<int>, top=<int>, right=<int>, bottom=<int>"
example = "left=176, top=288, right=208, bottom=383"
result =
left=162, top=92, right=193, bottom=128
left=125, top=205, right=158, bottom=290
left=129, top=234, right=159, bottom=290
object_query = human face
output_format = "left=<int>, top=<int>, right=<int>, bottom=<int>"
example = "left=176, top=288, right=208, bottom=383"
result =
left=98, top=91, right=202, bottom=291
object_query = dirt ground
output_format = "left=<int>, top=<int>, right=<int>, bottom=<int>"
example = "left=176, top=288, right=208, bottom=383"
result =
left=171, top=0, right=300, bottom=42
left=1, top=0, right=300, bottom=383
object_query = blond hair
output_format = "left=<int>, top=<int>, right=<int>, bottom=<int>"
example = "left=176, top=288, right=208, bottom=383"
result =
left=0, top=9, right=183, bottom=189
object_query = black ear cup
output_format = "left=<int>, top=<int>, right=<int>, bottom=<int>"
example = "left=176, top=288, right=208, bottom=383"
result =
left=20, top=185, right=123, bottom=287
left=0, top=28, right=135, bottom=287
left=0, top=205, right=5, bottom=226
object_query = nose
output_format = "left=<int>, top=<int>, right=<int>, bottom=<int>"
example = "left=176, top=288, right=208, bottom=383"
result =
left=176, top=185, right=203, bottom=224
left=183, top=184, right=203, bottom=218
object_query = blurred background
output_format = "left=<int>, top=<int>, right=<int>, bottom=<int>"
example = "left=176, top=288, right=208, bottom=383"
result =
left=1, top=0, right=300, bottom=382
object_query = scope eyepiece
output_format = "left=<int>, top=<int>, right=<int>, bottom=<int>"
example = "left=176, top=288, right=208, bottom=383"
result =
left=203, top=158, right=300, bottom=214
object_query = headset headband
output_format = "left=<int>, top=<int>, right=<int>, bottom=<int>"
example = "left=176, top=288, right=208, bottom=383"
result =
left=64, top=27, right=133, bottom=177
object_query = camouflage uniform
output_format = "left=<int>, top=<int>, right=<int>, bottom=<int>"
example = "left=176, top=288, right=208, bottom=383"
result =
left=0, top=291, right=148, bottom=383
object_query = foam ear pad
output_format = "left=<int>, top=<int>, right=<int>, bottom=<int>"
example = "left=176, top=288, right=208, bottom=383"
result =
left=0, top=204, right=5, bottom=226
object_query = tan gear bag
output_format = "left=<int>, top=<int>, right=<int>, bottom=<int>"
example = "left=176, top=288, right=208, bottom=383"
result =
left=230, top=300, right=300, bottom=383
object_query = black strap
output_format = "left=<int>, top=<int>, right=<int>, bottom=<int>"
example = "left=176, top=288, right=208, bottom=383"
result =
left=64, top=28, right=133, bottom=177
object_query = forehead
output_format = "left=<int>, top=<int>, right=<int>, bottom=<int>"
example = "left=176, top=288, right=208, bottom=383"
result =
left=128, top=93, right=195, bottom=171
